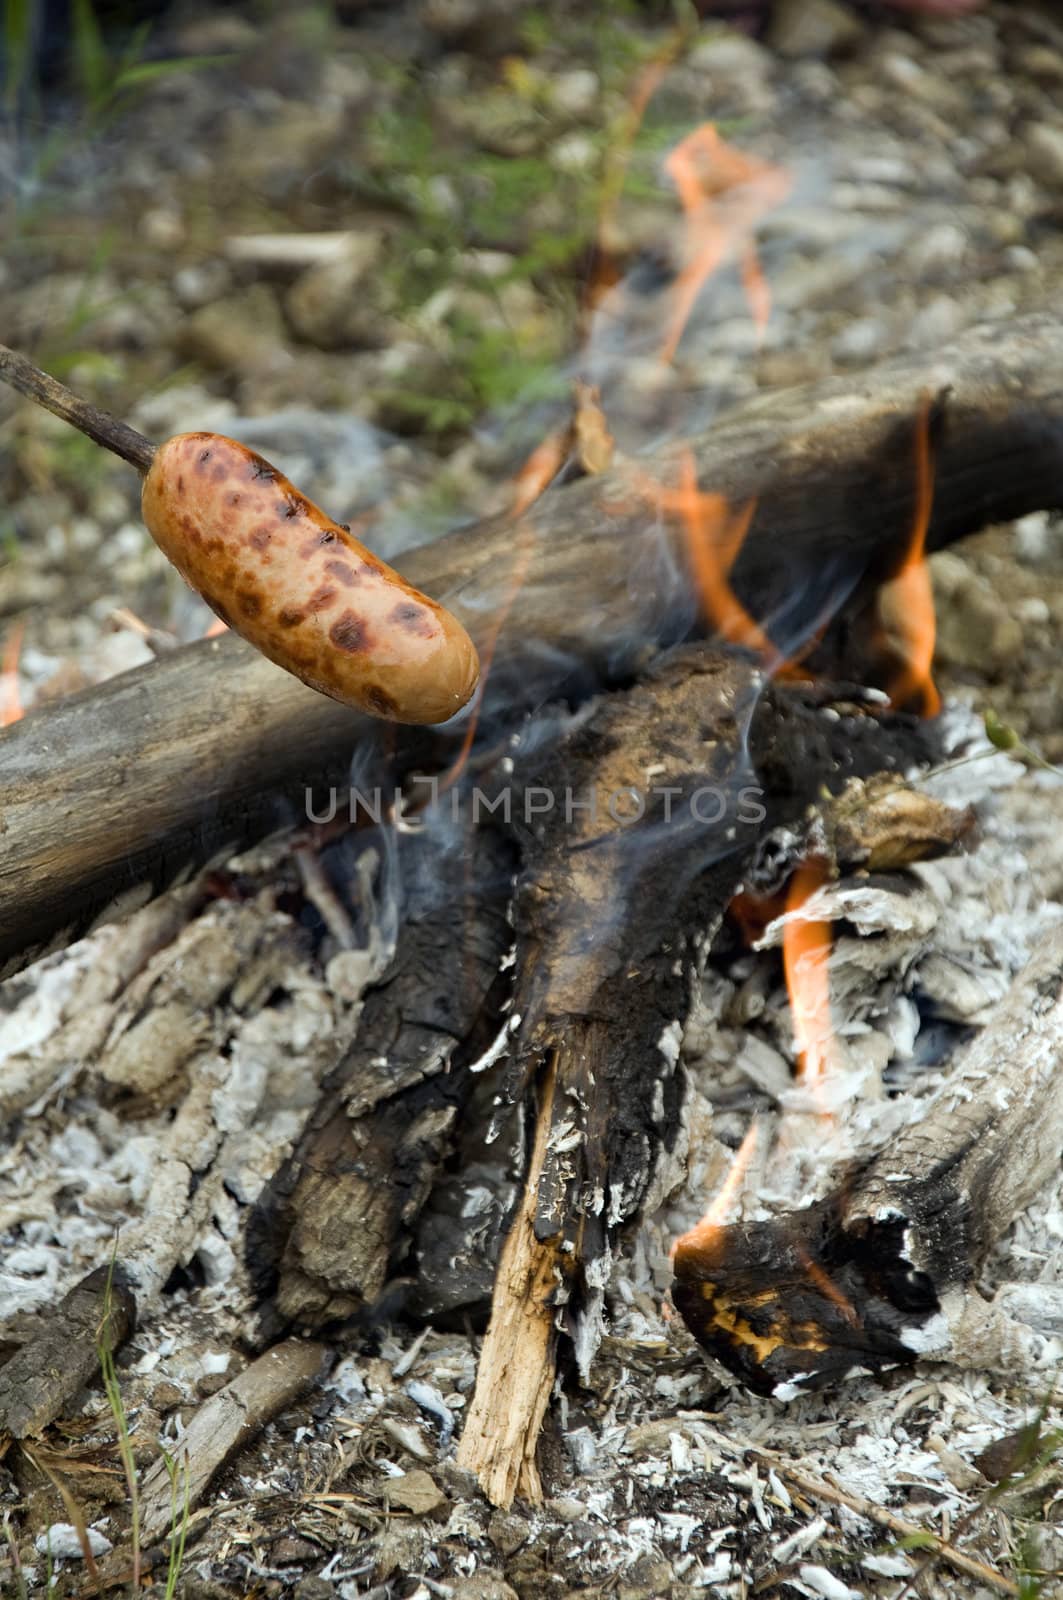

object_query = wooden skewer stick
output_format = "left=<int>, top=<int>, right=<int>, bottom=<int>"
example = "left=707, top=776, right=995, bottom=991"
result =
left=0, top=342, right=156, bottom=473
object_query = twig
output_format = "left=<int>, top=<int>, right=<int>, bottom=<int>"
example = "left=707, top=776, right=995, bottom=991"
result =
left=0, top=342, right=156, bottom=473
left=749, top=1449, right=1020, bottom=1598
left=455, top=1054, right=562, bottom=1508
left=138, top=1340, right=327, bottom=1542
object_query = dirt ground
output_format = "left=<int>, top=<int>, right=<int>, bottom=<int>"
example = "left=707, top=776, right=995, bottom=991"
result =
left=3, top=2, right=1063, bottom=1597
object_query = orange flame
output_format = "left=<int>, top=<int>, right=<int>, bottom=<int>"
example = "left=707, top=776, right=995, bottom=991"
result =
left=1, top=622, right=24, bottom=727
left=782, top=859, right=836, bottom=1089
left=633, top=450, right=793, bottom=669
left=204, top=616, right=229, bottom=638
left=882, top=394, right=940, bottom=718
left=661, top=123, right=791, bottom=364
left=671, top=1121, right=759, bottom=1264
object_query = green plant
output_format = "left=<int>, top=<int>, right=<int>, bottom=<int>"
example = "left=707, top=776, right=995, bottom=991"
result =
left=95, top=1251, right=192, bottom=1597
left=97, top=1255, right=141, bottom=1591
left=160, top=1450, right=192, bottom=1600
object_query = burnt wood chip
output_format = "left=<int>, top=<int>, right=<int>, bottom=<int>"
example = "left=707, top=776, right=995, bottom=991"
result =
left=0, top=1265, right=136, bottom=1438
left=671, top=1198, right=935, bottom=1397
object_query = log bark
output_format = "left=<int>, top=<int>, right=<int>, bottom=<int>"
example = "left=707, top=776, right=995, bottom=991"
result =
left=672, top=923, right=1063, bottom=1397
left=3, top=315, right=1063, bottom=979
left=0, top=1267, right=136, bottom=1439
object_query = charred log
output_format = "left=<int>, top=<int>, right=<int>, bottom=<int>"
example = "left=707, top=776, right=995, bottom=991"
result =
left=457, top=644, right=941, bottom=1504
left=673, top=924, right=1063, bottom=1397
left=247, top=825, right=517, bottom=1327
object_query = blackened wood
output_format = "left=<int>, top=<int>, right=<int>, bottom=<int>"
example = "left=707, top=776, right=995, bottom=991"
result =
left=458, top=644, right=939, bottom=1503
left=673, top=924, right=1063, bottom=1398
left=507, top=652, right=938, bottom=1352
left=246, top=826, right=517, bottom=1327
left=0, top=1266, right=136, bottom=1438
left=4, top=314, right=1063, bottom=979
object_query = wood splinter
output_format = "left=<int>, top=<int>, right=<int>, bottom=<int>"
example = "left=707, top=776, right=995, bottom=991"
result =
left=455, top=1057, right=562, bottom=1509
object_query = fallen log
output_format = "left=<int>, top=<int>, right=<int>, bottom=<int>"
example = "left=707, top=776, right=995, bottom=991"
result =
left=672, top=922, right=1063, bottom=1397
left=4, top=315, right=1063, bottom=979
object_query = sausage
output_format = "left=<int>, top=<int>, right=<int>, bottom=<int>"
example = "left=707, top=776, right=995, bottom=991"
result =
left=141, top=432, right=480, bottom=725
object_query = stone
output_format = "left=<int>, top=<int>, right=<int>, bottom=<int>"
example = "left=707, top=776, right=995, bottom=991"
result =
left=551, top=69, right=599, bottom=117
left=385, top=1468, right=447, bottom=1516
left=1027, top=123, right=1063, bottom=191
left=831, top=316, right=891, bottom=366
left=769, top=0, right=864, bottom=59
left=177, top=286, right=289, bottom=380
left=35, top=1525, right=112, bottom=1559
left=488, top=1509, right=531, bottom=1556
left=285, top=236, right=388, bottom=350
left=272, top=1537, right=322, bottom=1565
left=373, top=1525, right=428, bottom=1580
left=929, top=551, right=1023, bottom=672
left=450, top=1575, right=519, bottom=1600
left=293, top=1579, right=336, bottom=1600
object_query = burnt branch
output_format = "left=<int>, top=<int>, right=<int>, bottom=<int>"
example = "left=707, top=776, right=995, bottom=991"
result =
left=673, top=924, right=1063, bottom=1397
left=0, top=343, right=156, bottom=474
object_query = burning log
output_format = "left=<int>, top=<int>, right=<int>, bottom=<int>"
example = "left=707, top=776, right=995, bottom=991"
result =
left=4, top=315, right=1063, bottom=979
left=456, top=645, right=940, bottom=1505
left=672, top=923, right=1063, bottom=1398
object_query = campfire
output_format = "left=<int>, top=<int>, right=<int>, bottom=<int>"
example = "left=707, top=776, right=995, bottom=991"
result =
left=3, top=35, right=1063, bottom=1599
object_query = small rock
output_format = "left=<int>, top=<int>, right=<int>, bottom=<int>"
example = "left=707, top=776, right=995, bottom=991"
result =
left=35, top=1525, right=113, bottom=1560
left=832, top=316, right=890, bottom=366
left=174, top=260, right=232, bottom=310
left=545, top=1496, right=586, bottom=1524
left=687, top=32, right=775, bottom=116
left=549, top=132, right=597, bottom=175
left=905, top=294, right=963, bottom=348
left=294, top=1579, right=336, bottom=1600
left=140, top=206, right=184, bottom=249
left=272, top=1536, right=322, bottom=1566
left=620, top=1556, right=674, bottom=1599
left=1027, top=123, right=1063, bottom=191
left=373, top=1524, right=428, bottom=1581
left=149, top=1380, right=185, bottom=1413
left=1004, top=245, right=1039, bottom=274
left=1013, top=45, right=1063, bottom=85
left=450, top=1575, right=519, bottom=1600
left=177, top=285, right=289, bottom=379
left=769, top=0, right=864, bottom=59
left=930, top=551, right=1023, bottom=672
left=551, top=68, right=598, bottom=117
left=385, top=1468, right=447, bottom=1516
left=907, top=220, right=969, bottom=274
left=286, top=236, right=387, bottom=350
left=488, top=1509, right=530, bottom=1556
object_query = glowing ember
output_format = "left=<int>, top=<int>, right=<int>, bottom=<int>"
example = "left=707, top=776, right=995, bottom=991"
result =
left=671, top=1121, right=759, bottom=1265
left=661, top=123, right=790, bottom=364
left=781, top=858, right=837, bottom=1090
left=880, top=394, right=941, bottom=717
left=1, top=622, right=24, bottom=727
